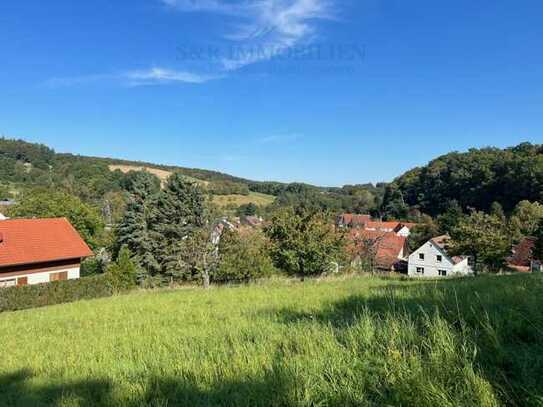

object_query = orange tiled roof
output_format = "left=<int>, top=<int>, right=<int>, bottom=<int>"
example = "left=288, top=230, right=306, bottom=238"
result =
left=0, top=218, right=93, bottom=268
left=508, top=237, right=536, bottom=268
left=348, top=229, right=407, bottom=270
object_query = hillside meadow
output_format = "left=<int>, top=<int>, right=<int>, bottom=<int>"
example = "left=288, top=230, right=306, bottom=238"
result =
left=212, top=191, right=276, bottom=208
left=0, top=274, right=541, bottom=406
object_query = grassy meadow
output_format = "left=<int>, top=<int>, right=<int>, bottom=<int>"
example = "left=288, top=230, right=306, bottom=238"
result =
left=0, top=274, right=542, bottom=406
left=212, top=191, right=276, bottom=208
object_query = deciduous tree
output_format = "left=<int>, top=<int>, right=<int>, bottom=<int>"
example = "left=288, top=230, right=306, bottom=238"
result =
left=449, top=210, right=510, bottom=272
left=266, top=208, right=346, bottom=279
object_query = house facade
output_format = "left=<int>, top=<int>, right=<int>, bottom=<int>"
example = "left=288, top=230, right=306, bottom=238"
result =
left=0, top=218, right=93, bottom=287
left=408, top=235, right=473, bottom=278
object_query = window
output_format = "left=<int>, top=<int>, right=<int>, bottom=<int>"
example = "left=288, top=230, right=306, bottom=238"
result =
left=0, top=279, right=16, bottom=288
left=50, top=271, right=68, bottom=282
left=17, top=277, right=28, bottom=286
left=419, top=253, right=425, bottom=260
left=416, top=267, right=425, bottom=274
left=436, top=255, right=442, bottom=262
left=438, top=270, right=447, bottom=276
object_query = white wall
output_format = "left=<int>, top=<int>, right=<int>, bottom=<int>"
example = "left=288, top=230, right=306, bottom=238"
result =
left=0, top=266, right=80, bottom=286
left=408, top=241, right=473, bottom=277
left=452, top=259, right=473, bottom=275
left=396, top=227, right=411, bottom=237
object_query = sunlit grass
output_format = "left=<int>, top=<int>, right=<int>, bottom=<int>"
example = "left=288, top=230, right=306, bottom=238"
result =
left=0, top=274, right=541, bottom=406
left=212, top=192, right=276, bottom=208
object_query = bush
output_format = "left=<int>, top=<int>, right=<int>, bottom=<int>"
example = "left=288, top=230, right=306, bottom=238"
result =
left=80, top=256, right=106, bottom=277
left=0, top=274, right=117, bottom=313
left=215, top=229, right=275, bottom=283
left=106, top=246, right=139, bottom=290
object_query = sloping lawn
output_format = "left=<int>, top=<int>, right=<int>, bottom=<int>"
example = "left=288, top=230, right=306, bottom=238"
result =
left=0, top=274, right=541, bottom=406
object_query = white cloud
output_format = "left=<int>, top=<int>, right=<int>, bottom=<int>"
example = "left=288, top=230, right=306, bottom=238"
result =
left=125, top=67, right=220, bottom=85
left=44, top=67, right=219, bottom=88
left=163, top=0, right=334, bottom=70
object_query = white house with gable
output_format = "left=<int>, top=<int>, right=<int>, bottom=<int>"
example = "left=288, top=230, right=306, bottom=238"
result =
left=408, top=235, right=473, bottom=278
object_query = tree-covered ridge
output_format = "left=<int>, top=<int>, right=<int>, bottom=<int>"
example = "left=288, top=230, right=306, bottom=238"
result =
left=384, top=142, right=543, bottom=217
left=0, top=138, right=386, bottom=214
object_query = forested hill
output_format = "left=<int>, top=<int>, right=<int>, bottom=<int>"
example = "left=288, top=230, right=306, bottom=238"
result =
left=382, top=142, right=543, bottom=218
left=0, top=138, right=385, bottom=214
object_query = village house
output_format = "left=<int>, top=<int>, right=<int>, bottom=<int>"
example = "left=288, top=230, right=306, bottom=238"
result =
left=349, top=229, right=408, bottom=272
left=508, top=237, right=542, bottom=273
left=0, top=218, right=93, bottom=287
left=364, top=221, right=416, bottom=237
left=337, top=214, right=416, bottom=237
left=408, top=235, right=473, bottom=278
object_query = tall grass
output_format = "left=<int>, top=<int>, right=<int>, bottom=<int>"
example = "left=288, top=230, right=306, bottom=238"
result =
left=0, top=274, right=541, bottom=406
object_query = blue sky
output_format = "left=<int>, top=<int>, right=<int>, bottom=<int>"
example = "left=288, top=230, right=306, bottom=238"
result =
left=1, top=0, right=542, bottom=186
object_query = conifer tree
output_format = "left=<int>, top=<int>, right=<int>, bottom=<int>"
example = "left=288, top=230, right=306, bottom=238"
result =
left=154, top=173, right=209, bottom=279
left=116, top=172, right=161, bottom=275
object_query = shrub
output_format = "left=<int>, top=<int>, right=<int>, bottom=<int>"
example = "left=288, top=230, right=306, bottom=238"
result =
left=0, top=274, right=116, bottom=313
left=106, top=246, right=139, bottom=290
left=80, top=256, right=106, bottom=277
left=215, top=229, right=275, bottom=283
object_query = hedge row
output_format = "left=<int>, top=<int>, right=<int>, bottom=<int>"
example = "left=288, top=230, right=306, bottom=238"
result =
left=0, top=274, right=124, bottom=313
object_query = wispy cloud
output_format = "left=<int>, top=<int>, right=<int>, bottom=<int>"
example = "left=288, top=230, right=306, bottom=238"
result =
left=45, top=1, right=335, bottom=88
left=125, top=67, right=220, bottom=86
left=163, top=0, right=334, bottom=70
left=44, top=74, right=116, bottom=88
left=44, top=67, right=219, bottom=88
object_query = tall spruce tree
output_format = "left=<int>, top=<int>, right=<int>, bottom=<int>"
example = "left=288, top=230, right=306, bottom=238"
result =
left=154, top=173, right=209, bottom=280
left=116, top=172, right=161, bottom=275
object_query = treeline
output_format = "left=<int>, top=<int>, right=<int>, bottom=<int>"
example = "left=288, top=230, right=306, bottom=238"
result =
left=0, top=138, right=387, bottom=217
left=382, top=142, right=543, bottom=218
left=259, top=182, right=386, bottom=215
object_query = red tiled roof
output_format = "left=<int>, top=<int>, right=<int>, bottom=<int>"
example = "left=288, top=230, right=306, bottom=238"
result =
left=365, top=221, right=399, bottom=230
left=508, top=237, right=536, bottom=268
left=347, top=229, right=407, bottom=270
left=365, top=221, right=417, bottom=231
left=0, top=218, right=93, bottom=268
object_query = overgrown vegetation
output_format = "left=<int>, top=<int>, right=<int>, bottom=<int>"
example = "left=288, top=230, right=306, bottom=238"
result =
left=383, top=142, right=543, bottom=218
left=0, top=275, right=541, bottom=406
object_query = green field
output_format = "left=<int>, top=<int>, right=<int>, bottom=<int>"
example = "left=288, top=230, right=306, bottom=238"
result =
left=212, top=191, right=276, bottom=208
left=0, top=275, right=542, bottom=406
